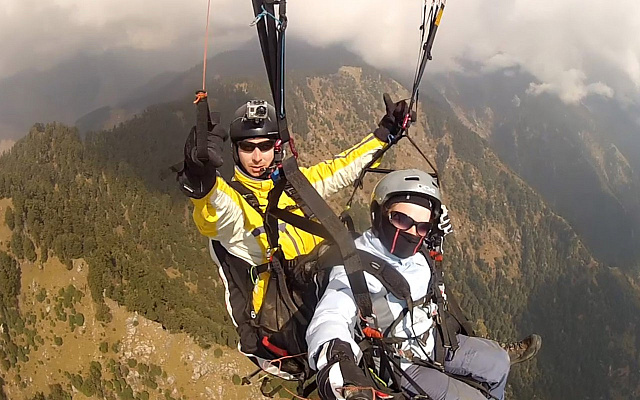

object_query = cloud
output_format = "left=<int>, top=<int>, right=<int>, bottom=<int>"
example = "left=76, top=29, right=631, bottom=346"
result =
left=0, top=0, right=254, bottom=77
left=512, top=95, right=521, bottom=107
left=435, top=0, right=640, bottom=104
left=526, top=69, right=614, bottom=103
left=1, top=0, right=639, bottom=105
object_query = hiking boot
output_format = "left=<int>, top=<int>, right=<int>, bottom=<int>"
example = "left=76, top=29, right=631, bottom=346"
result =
left=500, top=334, right=542, bottom=365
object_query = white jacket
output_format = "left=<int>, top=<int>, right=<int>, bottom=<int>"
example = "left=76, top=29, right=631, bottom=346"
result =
left=306, top=229, right=437, bottom=371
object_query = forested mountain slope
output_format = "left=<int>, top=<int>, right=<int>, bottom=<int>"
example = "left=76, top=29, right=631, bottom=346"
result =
left=1, top=66, right=639, bottom=399
left=434, top=69, right=640, bottom=268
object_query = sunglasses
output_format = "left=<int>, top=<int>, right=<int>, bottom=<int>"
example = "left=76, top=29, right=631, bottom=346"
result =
left=238, top=140, right=276, bottom=152
left=388, top=211, right=433, bottom=237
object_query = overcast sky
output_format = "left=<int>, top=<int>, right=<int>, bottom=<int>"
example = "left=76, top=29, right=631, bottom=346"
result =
left=1, top=0, right=639, bottom=105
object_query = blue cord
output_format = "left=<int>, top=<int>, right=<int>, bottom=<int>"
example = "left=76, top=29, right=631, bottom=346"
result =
left=250, top=5, right=282, bottom=28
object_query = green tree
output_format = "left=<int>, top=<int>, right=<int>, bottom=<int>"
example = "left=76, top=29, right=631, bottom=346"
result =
left=47, top=384, right=72, bottom=400
left=111, top=340, right=121, bottom=353
left=0, top=251, right=20, bottom=307
left=74, top=312, right=85, bottom=326
left=99, top=341, right=109, bottom=353
left=4, top=206, right=14, bottom=230
left=23, top=237, right=37, bottom=262
left=10, top=232, right=23, bottom=259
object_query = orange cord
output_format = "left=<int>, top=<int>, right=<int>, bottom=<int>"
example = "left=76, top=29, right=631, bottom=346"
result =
left=193, top=91, right=207, bottom=104
left=260, top=352, right=308, bottom=375
left=202, top=0, right=212, bottom=92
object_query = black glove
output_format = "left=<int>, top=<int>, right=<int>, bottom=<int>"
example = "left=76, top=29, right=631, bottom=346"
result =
left=316, top=339, right=379, bottom=400
left=177, top=122, right=227, bottom=199
left=373, top=93, right=416, bottom=143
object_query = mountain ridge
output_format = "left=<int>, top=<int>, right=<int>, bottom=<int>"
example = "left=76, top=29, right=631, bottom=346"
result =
left=435, top=68, right=640, bottom=268
left=1, top=65, right=640, bottom=399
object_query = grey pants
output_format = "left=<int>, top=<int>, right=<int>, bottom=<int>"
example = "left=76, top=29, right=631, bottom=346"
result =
left=401, top=335, right=510, bottom=400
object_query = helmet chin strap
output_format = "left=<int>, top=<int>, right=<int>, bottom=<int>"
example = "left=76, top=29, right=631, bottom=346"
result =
left=264, top=142, right=285, bottom=178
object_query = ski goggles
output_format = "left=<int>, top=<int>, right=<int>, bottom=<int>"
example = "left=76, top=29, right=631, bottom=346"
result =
left=388, top=211, right=433, bottom=237
left=237, top=139, right=276, bottom=152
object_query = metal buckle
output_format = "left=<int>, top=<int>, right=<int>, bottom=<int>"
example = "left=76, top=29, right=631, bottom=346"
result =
left=266, top=246, right=280, bottom=262
left=364, top=313, right=378, bottom=329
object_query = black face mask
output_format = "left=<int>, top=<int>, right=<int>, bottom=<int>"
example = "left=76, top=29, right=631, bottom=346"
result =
left=377, top=216, right=425, bottom=258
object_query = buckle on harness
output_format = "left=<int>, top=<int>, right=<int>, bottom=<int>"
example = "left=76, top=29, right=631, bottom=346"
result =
left=361, top=314, right=383, bottom=339
left=266, top=246, right=280, bottom=262
left=429, top=250, right=443, bottom=262
left=269, top=166, right=283, bottom=182
left=274, top=139, right=282, bottom=153
left=363, top=326, right=383, bottom=339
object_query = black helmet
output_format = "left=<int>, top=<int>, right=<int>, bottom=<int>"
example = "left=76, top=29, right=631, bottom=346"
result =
left=229, top=100, right=280, bottom=143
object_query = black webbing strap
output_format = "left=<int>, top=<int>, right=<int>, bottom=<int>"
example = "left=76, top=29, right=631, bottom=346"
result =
left=424, top=254, right=458, bottom=367
left=358, top=251, right=413, bottom=305
left=376, top=340, right=430, bottom=399
left=228, top=180, right=263, bottom=215
left=251, top=0, right=290, bottom=143
left=270, top=207, right=331, bottom=239
left=280, top=157, right=374, bottom=318
left=229, top=179, right=315, bottom=221
left=232, top=177, right=329, bottom=238
left=251, top=0, right=373, bottom=320
left=283, top=184, right=315, bottom=218
left=264, top=177, right=330, bottom=239
left=195, top=91, right=210, bottom=162
left=264, top=177, right=286, bottom=252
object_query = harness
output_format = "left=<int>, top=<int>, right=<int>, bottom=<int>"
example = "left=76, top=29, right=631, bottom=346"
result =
left=309, top=242, right=486, bottom=400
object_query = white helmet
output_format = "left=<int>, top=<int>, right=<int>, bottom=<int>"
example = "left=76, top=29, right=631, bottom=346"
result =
left=370, top=169, right=442, bottom=231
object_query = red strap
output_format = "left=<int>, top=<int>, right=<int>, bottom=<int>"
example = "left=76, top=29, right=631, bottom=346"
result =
left=262, top=336, right=288, bottom=357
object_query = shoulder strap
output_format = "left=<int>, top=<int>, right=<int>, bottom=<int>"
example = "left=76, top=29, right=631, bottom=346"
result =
left=356, top=250, right=413, bottom=305
left=251, top=0, right=373, bottom=321
left=278, top=159, right=374, bottom=319
left=423, top=253, right=459, bottom=366
left=228, top=180, right=262, bottom=215
left=283, top=182, right=315, bottom=218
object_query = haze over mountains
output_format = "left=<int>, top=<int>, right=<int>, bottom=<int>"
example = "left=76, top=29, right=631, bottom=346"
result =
left=0, top=40, right=365, bottom=140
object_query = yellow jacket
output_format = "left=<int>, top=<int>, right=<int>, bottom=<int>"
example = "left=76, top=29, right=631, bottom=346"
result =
left=191, top=133, right=385, bottom=312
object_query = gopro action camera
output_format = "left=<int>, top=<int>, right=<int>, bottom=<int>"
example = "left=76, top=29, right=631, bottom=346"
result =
left=245, top=100, right=269, bottom=121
